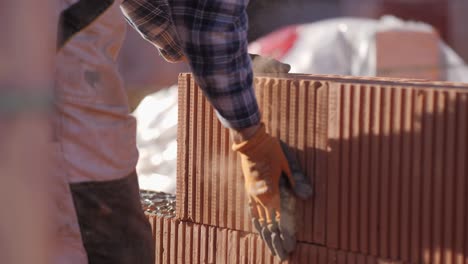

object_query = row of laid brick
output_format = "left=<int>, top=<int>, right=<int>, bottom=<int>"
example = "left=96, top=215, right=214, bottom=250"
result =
left=176, top=73, right=468, bottom=263
left=146, top=214, right=406, bottom=264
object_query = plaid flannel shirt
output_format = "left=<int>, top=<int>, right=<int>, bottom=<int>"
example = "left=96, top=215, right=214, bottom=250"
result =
left=121, top=0, right=260, bottom=129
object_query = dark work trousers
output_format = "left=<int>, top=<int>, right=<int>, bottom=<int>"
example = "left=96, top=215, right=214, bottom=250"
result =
left=70, top=172, right=154, bottom=264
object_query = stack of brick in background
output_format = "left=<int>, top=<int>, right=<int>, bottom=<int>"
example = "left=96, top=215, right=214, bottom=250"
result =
left=147, top=73, right=468, bottom=264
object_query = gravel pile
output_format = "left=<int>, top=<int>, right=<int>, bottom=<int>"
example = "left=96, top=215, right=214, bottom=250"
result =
left=140, top=189, right=176, bottom=218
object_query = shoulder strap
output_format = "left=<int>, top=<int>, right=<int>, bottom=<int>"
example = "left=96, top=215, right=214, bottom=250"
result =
left=57, top=0, right=114, bottom=50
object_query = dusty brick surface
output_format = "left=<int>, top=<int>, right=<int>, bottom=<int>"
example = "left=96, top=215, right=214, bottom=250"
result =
left=177, top=73, right=329, bottom=242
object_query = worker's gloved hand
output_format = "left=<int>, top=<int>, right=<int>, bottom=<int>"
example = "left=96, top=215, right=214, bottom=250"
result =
left=249, top=53, right=291, bottom=73
left=232, top=123, right=312, bottom=261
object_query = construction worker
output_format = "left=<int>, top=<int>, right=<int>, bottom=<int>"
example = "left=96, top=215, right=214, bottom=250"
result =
left=55, top=0, right=310, bottom=263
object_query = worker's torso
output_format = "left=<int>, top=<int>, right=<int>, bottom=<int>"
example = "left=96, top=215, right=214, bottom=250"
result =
left=50, top=2, right=139, bottom=263
left=55, top=0, right=137, bottom=183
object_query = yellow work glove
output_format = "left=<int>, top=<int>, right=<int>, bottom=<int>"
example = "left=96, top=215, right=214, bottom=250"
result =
left=232, top=123, right=312, bottom=261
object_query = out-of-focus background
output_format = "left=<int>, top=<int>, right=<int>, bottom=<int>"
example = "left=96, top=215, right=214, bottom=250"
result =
left=122, top=0, right=468, bottom=194
left=0, top=2, right=55, bottom=263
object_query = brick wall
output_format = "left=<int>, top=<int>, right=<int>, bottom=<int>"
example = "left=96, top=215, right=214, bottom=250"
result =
left=173, top=73, right=468, bottom=263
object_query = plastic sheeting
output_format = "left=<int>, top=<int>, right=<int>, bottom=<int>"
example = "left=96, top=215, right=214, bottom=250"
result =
left=134, top=85, right=178, bottom=194
left=250, top=16, right=468, bottom=82
left=135, top=16, right=468, bottom=194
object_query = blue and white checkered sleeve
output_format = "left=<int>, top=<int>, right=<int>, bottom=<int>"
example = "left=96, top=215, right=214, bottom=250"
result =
left=121, top=0, right=185, bottom=62
left=169, top=0, right=260, bottom=129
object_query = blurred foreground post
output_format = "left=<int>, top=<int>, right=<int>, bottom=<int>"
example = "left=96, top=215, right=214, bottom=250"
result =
left=0, top=1, right=55, bottom=263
